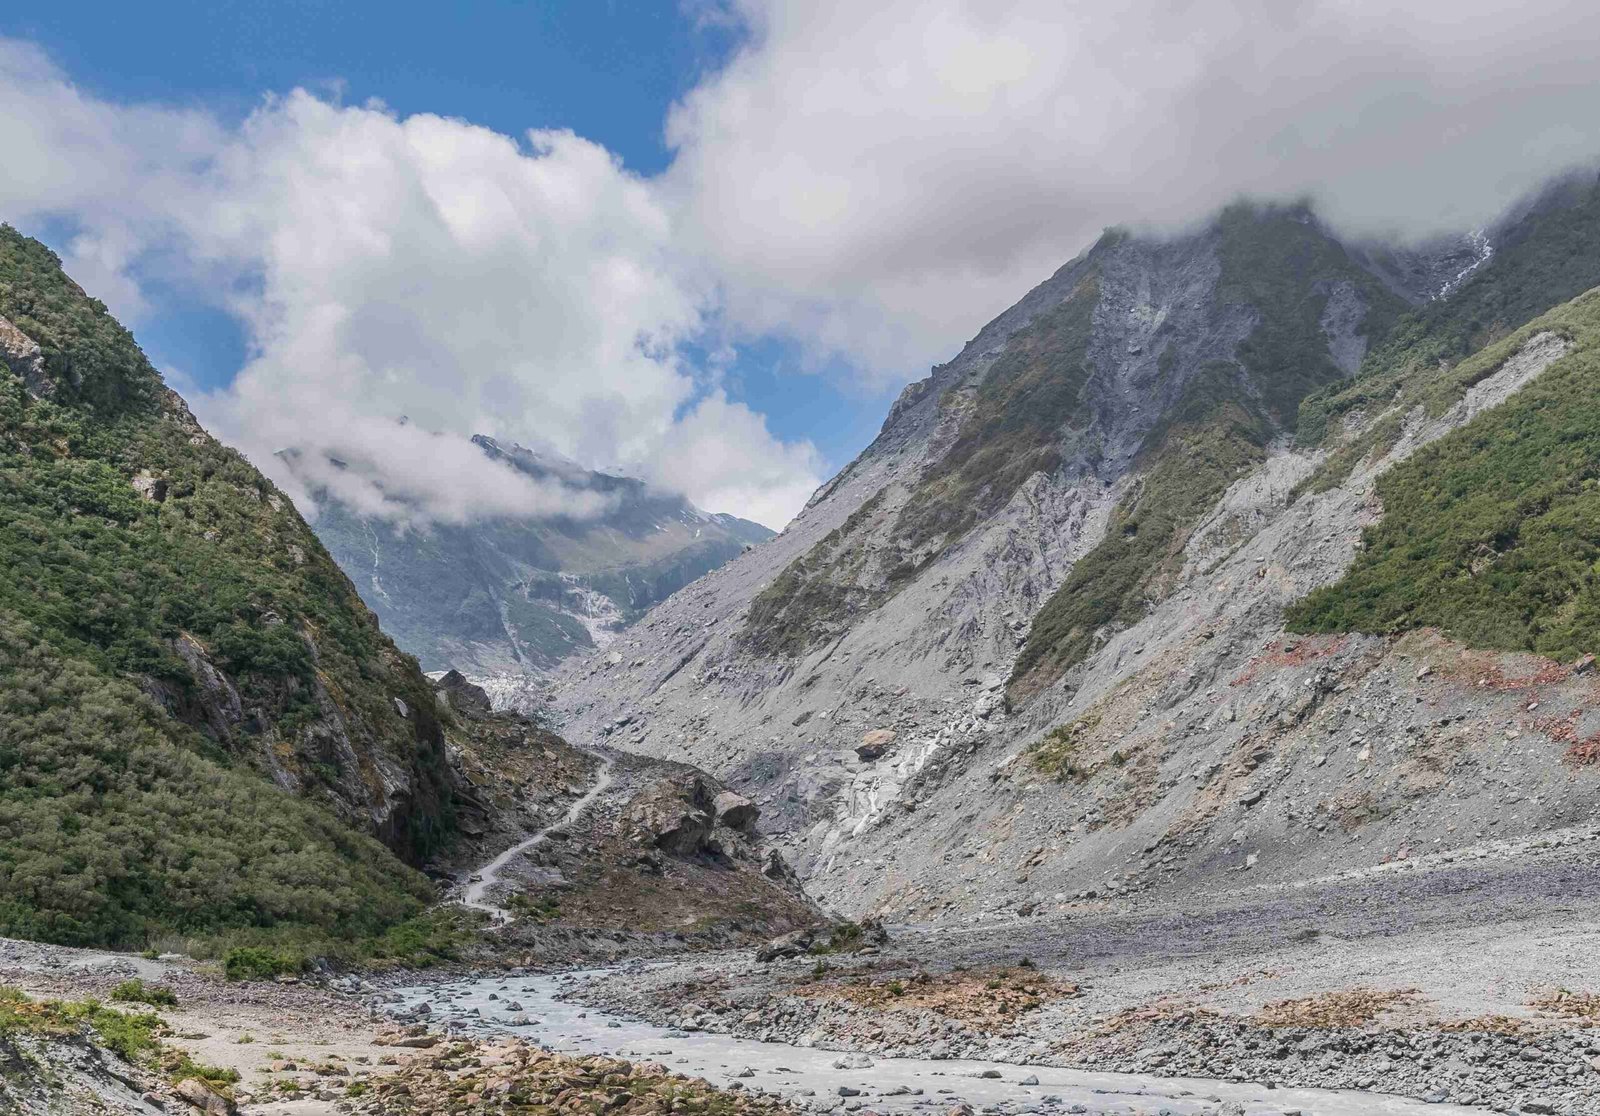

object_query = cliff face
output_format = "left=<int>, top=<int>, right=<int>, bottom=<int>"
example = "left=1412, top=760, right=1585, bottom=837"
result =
left=303, top=436, right=772, bottom=679
left=547, top=177, right=1600, bottom=921
left=0, top=225, right=452, bottom=944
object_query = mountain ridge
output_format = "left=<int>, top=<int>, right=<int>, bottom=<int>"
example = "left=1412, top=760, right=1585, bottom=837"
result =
left=297, top=434, right=773, bottom=680
left=0, top=224, right=454, bottom=946
left=545, top=173, right=1600, bottom=920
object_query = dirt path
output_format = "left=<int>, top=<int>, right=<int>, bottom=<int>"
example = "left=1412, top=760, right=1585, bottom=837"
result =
left=460, top=750, right=615, bottom=921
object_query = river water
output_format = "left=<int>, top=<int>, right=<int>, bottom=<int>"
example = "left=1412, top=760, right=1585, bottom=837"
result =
left=387, top=971, right=1480, bottom=1116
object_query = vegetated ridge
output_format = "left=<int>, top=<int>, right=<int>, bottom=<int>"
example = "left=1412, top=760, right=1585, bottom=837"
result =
left=0, top=225, right=459, bottom=949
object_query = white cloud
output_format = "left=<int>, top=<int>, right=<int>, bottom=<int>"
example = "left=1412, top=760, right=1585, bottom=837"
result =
left=7, top=5, right=1600, bottom=527
left=666, top=0, right=1600, bottom=381
left=0, top=46, right=824, bottom=529
left=640, top=391, right=824, bottom=531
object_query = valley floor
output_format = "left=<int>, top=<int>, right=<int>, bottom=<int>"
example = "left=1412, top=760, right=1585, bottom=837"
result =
left=568, top=832, right=1600, bottom=1114
left=7, top=828, right=1600, bottom=1114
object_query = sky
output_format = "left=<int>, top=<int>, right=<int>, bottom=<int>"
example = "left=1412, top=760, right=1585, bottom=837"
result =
left=5, top=2, right=1600, bottom=529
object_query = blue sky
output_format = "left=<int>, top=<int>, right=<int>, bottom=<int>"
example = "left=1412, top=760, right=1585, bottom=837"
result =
left=3, top=1, right=896, bottom=484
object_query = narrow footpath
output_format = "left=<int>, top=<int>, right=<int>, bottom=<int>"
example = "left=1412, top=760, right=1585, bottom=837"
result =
left=460, top=750, right=615, bottom=922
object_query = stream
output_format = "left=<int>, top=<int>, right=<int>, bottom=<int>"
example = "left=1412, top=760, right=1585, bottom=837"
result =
left=387, top=971, right=1482, bottom=1116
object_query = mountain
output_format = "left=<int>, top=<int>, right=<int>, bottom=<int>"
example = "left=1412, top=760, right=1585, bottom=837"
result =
left=547, top=172, right=1600, bottom=921
left=299, top=436, right=773, bottom=679
left=0, top=224, right=812, bottom=958
left=0, top=225, right=460, bottom=948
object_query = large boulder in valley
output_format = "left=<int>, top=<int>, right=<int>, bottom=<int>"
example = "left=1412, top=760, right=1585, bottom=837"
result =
left=622, top=774, right=718, bottom=856
left=714, top=789, right=759, bottom=832
left=755, top=928, right=815, bottom=962
left=622, top=773, right=765, bottom=857
left=433, top=669, right=493, bottom=718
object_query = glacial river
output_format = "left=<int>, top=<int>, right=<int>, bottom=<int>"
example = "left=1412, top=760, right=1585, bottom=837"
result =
left=388, top=971, right=1480, bottom=1116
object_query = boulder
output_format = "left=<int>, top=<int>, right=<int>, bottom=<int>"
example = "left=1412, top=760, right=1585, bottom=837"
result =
left=623, top=775, right=717, bottom=856
left=856, top=728, right=897, bottom=760
left=755, top=929, right=815, bottom=962
left=713, top=790, right=760, bottom=831
left=433, top=670, right=493, bottom=717
left=762, top=848, right=797, bottom=882
left=174, top=1078, right=236, bottom=1115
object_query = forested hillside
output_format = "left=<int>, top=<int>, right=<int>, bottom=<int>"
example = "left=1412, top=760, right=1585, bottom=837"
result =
left=0, top=226, right=454, bottom=949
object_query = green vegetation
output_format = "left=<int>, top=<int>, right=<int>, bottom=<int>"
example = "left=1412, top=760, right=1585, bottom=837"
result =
left=807, top=920, right=867, bottom=955
left=891, top=274, right=1103, bottom=562
left=1298, top=175, right=1600, bottom=458
left=1288, top=289, right=1600, bottom=660
left=509, top=892, right=564, bottom=924
left=167, top=1054, right=241, bottom=1089
left=0, top=225, right=454, bottom=950
left=109, top=979, right=178, bottom=1007
left=0, top=618, right=433, bottom=948
left=0, top=986, right=162, bottom=1065
left=741, top=491, right=890, bottom=654
left=222, top=946, right=308, bottom=982
left=1, top=985, right=238, bottom=1097
left=1214, top=203, right=1404, bottom=424
left=1029, top=712, right=1102, bottom=781
left=357, top=907, right=482, bottom=968
left=217, top=907, right=483, bottom=979
left=1011, top=367, right=1272, bottom=694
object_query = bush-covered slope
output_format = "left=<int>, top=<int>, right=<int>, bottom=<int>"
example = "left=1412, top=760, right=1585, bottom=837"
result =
left=0, top=618, right=431, bottom=946
left=1298, top=172, right=1600, bottom=456
left=0, top=225, right=452, bottom=947
left=1288, top=289, right=1600, bottom=658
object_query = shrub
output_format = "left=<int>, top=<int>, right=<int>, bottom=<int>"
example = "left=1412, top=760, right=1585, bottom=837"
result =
left=109, top=979, right=177, bottom=1007
left=166, top=1054, right=241, bottom=1088
left=0, top=988, right=164, bottom=1066
left=222, top=947, right=306, bottom=982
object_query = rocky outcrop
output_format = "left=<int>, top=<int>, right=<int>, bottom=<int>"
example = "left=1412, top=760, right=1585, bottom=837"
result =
left=0, top=314, right=51, bottom=397
left=433, top=669, right=493, bottom=718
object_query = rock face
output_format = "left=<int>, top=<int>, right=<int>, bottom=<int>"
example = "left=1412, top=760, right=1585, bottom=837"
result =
left=0, top=314, right=50, bottom=397
left=548, top=176, right=1600, bottom=921
left=300, top=436, right=773, bottom=679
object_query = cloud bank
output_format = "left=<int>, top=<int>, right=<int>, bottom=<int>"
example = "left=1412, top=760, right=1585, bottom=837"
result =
left=0, top=40, right=821, bottom=529
left=6, top=2, right=1600, bottom=524
left=669, top=0, right=1600, bottom=380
